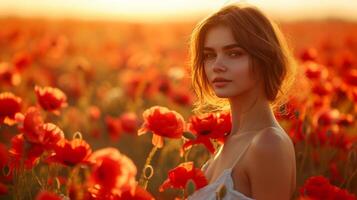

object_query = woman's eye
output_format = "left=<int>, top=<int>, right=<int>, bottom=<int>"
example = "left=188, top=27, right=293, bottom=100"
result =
left=228, top=51, right=242, bottom=57
left=203, top=53, right=215, bottom=60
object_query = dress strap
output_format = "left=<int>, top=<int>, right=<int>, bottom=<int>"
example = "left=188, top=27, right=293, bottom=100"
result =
left=230, top=127, right=275, bottom=168
left=230, top=140, right=253, bottom=169
left=203, top=126, right=277, bottom=172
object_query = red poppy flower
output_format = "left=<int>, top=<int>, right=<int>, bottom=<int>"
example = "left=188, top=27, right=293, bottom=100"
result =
left=88, top=148, right=137, bottom=198
left=8, top=134, right=44, bottom=170
left=157, top=76, right=172, bottom=95
left=138, top=106, right=185, bottom=148
left=312, top=82, right=334, bottom=96
left=299, top=175, right=356, bottom=200
left=159, top=161, right=208, bottom=192
left=35, top=191, right=62, bottom=200
left=48, top=138, right=92, bottom=166
left=12, top=51, right=32, bottom=72
left=21, top=106, right=44, bottom=141
left=105, top=116, right=123, bottom=141
left=182, top=112, right=229, bottom=154
left=20, top=107, right=64, bottom=150
left=299, top=176, right=335, bottom=199
left=311, top=97, right=328, bottom=112
left=0, top=92, right=22, bottom=126
left=332, top=188, right=357, bottom=200
left=338, top=113, right=354, bottom=127
left=0, top=182, right=7, bottom=195
left=347, top=88, right=357, bottom=104
left=288, top=118, right=305, bottom=145
left=316, top=109, right=340, bottom=127
left=0, top=62, right=21, bottom=86
left=276, top=97, right=307, bottom=121
left=343, top=68, right=357, bottom=86
left=89, top=106, right=101, bottom=121
left=300, top=48, right=318, bottom=62
left=34, top=85, right=68, bottom=114
left=215, top=111, right=232, bottom=144
left=303, top=61, right=328, bottom=80
left=169, top=87, right=193, bottom=106
left=120, top=112, right=139, bottom=134
left=335, top=46, right=354, bottom=66
left=38, top=123, right=65, bottom=149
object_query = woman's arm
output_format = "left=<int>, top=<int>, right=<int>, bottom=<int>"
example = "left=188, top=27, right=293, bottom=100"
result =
left=245, top=129, right=294, bottom=200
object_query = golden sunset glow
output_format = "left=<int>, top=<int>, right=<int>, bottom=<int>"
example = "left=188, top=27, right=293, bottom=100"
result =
left=0, top=0, right=356, bottom=22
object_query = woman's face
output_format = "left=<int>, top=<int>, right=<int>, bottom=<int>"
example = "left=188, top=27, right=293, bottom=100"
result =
left=203, top=25, right=260, bottom=98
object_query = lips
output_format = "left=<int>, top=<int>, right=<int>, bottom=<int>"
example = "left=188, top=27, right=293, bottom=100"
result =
left=213, top=82, right=229, bottom=87
left=212, top=77, right=232, bottom=83
left=212, top=77, right=232, bottom=88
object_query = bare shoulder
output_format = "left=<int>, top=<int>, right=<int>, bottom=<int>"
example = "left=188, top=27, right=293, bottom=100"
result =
left=248, top=126, right=295, bottom=166
left=244, top=127, right=296, bottom=199
left=252, top=127, right=291, bottom=151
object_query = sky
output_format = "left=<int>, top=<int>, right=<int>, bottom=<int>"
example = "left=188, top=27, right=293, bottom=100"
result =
left=0, top=0, right=357, bottom=22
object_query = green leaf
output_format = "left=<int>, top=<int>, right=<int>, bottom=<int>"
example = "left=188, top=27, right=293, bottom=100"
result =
left=183, top=131, right=196, bottom=140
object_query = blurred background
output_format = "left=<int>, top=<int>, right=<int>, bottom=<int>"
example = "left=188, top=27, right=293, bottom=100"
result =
left=0, top=0, right=356, bottom=199
left=1, top=0, right=357, bottom=22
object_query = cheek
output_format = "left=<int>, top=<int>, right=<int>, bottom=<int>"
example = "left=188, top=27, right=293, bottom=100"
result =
left=231, top=60, right=257, bottom=88
left=230, top=59, right=252, bottom=78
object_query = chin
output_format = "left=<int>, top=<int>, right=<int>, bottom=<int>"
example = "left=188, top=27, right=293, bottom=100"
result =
left=214, top=92, right=234, bottom=98
left=214, top=89, right=246, bottom=98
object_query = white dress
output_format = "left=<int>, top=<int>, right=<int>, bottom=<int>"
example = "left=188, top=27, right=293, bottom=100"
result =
left=187, top=132, right=258, bottom=200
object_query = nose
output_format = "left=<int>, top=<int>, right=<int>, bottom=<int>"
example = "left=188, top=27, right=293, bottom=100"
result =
left=212, top=57, right=227, bottom=73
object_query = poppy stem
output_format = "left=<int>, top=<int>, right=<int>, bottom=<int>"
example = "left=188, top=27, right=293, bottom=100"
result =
left=184, top=147, right=191, bottom=162
left=180, top=188, right=186, bottom=199
left=65, top=166, right=79, bottom=196
left=139, top=146, right=158, bottom=189
left=298, top=139, right=309, bottom=176
left=13, top=157, right=27, bottom=200
left=345, top=167, right=357, bottom=189
left=338, top=147, right=356, bottom=188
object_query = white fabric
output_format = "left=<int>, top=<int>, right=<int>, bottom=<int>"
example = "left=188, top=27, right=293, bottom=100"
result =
left=187, top=131, right=261, bottom=200
left=187, top=166, right=254, bottom=200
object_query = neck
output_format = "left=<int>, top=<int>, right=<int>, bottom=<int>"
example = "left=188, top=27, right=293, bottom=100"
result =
left=228, top=89, right=279, bottom=136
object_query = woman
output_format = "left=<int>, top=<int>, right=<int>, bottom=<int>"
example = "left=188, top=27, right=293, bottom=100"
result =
left=187, top=3, right=297, bottom=200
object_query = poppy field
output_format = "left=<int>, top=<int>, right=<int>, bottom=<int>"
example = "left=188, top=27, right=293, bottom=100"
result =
left=0, top=18, right=356, bottom=199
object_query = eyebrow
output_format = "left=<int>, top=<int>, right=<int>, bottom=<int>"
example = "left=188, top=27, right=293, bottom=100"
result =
left=203, top=44, right=242, bottom=51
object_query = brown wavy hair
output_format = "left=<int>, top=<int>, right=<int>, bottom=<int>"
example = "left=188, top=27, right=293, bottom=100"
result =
left=189, top=3, right=298, bottom=114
